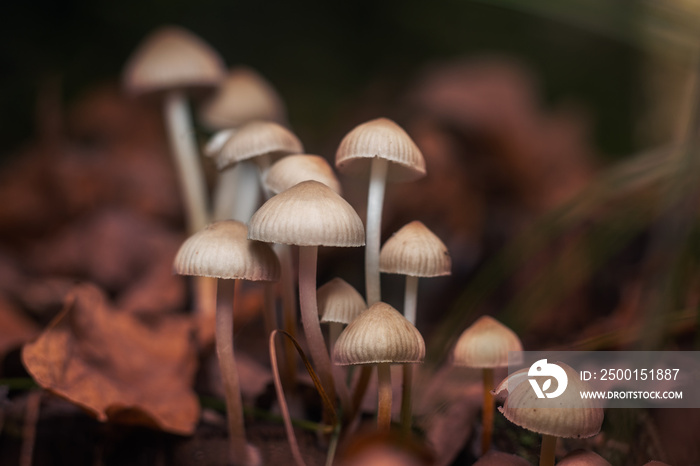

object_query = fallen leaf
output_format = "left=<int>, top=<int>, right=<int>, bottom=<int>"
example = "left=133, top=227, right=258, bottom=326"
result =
left=22, top=283, right=200, bottom=435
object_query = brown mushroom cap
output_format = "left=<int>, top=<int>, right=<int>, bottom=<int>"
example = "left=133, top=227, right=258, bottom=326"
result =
left=318, top=278, right=367, bottom=325
left=264, top=154, right=342, bottom=196
left=452, top=316, right=522, bottom=368
left=379, top=220, right=451, bottom=277
left=333, top=302, right=425, bottom=366
left=248, top=180, right=365, bottom=247
left=214, top=120, right=303, bottom=170
left=173, top=220, right=280, bottom=281
left=498, top=362, right=604, bottom=439
left=123, top=26, right=225, bottom=95
left=199, top=66, right=287, bottom=130
left=335, top=118, right=426, bottom=182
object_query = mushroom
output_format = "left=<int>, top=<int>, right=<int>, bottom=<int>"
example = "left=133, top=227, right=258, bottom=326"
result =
left=494, top=362, right=604, bottom=466
left=453, top=316, right=523, bottom=454
left=199, top=66, right=287, bottom=130
left=379, top=220, right=451, bottom=432
left=333, top=302, right=425, bottom=431
left=335, top=118, right=425, bottom=306
left=264, top=154, right=342, bottom=196
left=123, top=25, right=225, bottom=233
left=248, top=180, right=365, bottom=410
left=317, top=277, right=367, bottom=354
left=173, top=220, right=280, bottom=466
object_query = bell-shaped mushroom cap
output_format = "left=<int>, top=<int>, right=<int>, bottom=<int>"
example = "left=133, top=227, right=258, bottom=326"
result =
left=199, top=67, right=287, bottom=130
left=214, top=120, right=303, bottom=170
left=473, top=451, right=531, bottom=466
left=318, top=278, right=367, bottom=324
left=264, top=154, right=342, bottom=196
left=123, top=26, right=225, bottom=95
left=173, top=220, right=280, bottom=281
left=498, top=362, right=604, bottom=439
left=248, top=180, right=365, bottom=247
left=557, top=449, right=611, bottom=466
left=335, top=118, right=426, bottom=183
left=379, top=221, right=451, bottom=277
left=452, top=316, right=522, bottom=368
left=333, top=302, right=425, bottom=366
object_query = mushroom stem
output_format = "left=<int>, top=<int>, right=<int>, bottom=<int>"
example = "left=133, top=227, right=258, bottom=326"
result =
left=163, top=89, right=208, bottom=233
left=215, top=279, right=251, bottom=465
left=262, top=282, right=277, bottom=339
left=299, top=246, right=337, bottom=408
left=403, top=275, right=419, bottom=325
left=213, top=162, right=261, bottom=222
left=481, top=367, right=495, bottom=455
left=540, top=434, right=557, bottom=466
left=377, top=363, right=392, bottom=431
left=400, top=274, right=419, bottom=434
left=277, top=243, right=298, bottom=388
left=365, top=157, right=388, bottom=306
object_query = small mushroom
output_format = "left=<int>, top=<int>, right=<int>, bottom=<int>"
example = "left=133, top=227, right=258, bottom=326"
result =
left=248, top=180, right=364, bottom=411
left=174, top=220, right=280, bottom=466
left=557, top=449, right=611, bottom=465
left=335, top=118, right=425, bottom=306
left=453, top=316, right=523, bottom=455
left=333, top=302, right=425, bottom=431
left=317, top=277, right=367, bottom=354
left=495, top=362, right=604, bottom=466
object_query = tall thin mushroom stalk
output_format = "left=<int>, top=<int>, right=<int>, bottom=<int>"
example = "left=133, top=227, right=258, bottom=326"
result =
left=379, top=220, right=451, bottom=434
left=248, top=181, right=365, bottom=415
left=174, top=221, right=280, bottom=466
left=123, top=26, right=226, bottom=345
left=335, top=118, right=426, bottom=306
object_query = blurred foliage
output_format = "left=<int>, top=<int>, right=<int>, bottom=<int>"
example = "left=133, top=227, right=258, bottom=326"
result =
left=0, top=0, right=642, bottom=161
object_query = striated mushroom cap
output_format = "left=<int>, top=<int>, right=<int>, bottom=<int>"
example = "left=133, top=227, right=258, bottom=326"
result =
left=173, top=220, right=280, bottom=281
left=333, top=302, right=425, bottom=366
left=557, top=449, right=611, bottom=466
left=380, top=221, right=451, bottom=277
left=214, top=120, right=303, bottom=170
left=123, top=26, right=225, bottom=95
left=453, top=316, right=522, bottom=368
left=264, top=154, right=342, bottom=196
left=497, top=362, right=604, bottom=439
left=335, top=118, right=426, bottom=182
left=248, top=180, right=364, bottom=247
left=318, top=278, right=367, bottom=325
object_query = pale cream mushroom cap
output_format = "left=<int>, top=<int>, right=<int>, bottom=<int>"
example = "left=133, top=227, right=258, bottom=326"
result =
left=333, top=302, right=425, bottom=366
left=498, top=362, right=604, bottom=439
left=214, top=120, right=303, bottom=170
left=318, top=278, right=367, bottom=324
left=379, top=221, right=451, bottom=277
left=199, top=67, right=287, bottom=130
left=173, top=220, right=280, bottom=281
left=123, top=26, right=225, bottom=95
left=335, top=118, right=426, bottom=182
left=452, top=316, right=522, bottom=368
left=248, top=180, right=364, bottom=247
left=264, top=154, right=342, bottom=196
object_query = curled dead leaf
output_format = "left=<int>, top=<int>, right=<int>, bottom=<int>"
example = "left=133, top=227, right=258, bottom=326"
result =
left=21, top=283, right=200, bottom=435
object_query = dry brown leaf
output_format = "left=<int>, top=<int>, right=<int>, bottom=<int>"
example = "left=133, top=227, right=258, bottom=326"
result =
left=21, top=283, right=200, bottom=435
